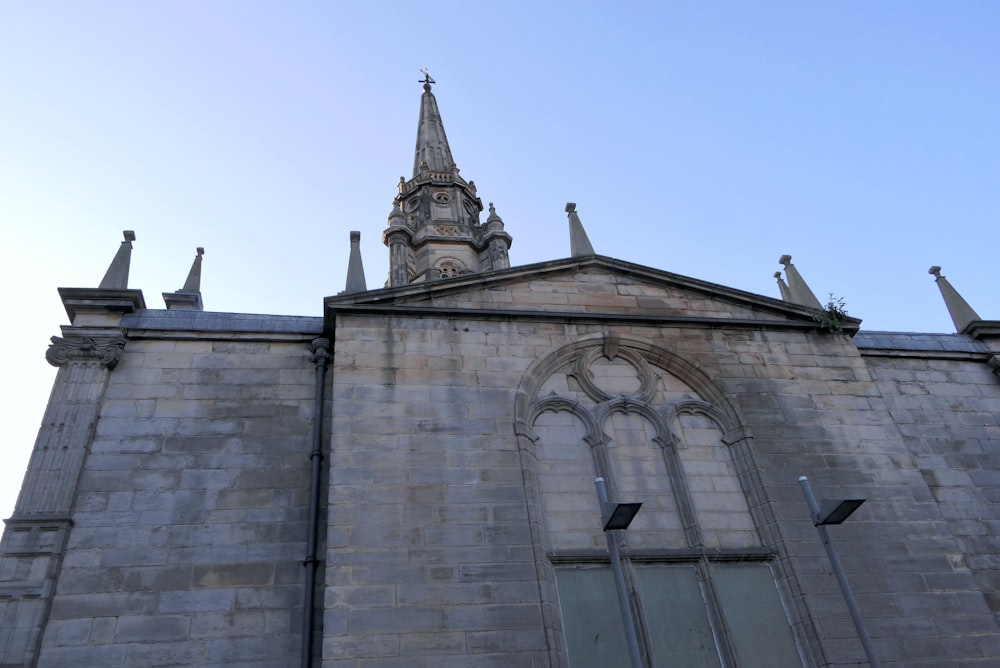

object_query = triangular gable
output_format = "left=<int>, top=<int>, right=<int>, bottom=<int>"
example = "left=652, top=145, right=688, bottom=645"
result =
left=324, top=256, right=859, bottom=333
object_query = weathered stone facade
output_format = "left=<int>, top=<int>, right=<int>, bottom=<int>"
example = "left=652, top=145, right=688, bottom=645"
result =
left=3, top=83, right=1000, bottom=667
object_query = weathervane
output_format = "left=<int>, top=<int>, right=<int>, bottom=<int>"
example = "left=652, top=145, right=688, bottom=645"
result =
left=419, top=67, right=436, bottom=87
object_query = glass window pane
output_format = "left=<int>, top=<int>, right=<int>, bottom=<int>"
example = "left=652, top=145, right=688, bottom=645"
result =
left=713, top=563, right=802, bottom=668
left=555, top=566, right=630, bottom=668
left=635, top=564, right=722, bottom=668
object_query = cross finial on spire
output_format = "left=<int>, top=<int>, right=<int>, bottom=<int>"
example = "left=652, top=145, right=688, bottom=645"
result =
left=420, top=67, right=436, bottom=91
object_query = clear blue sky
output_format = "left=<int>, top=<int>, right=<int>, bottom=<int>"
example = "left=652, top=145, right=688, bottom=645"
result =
left=2, top=2, right=998, bottom=519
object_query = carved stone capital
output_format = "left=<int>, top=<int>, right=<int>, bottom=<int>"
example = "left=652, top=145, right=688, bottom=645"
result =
left=45, top=335, right=126, bottom=369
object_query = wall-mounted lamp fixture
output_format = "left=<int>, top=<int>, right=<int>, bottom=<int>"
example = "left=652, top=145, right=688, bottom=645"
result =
left=595, top=477, right=643, bottom=668
left=799, top=475, right=880, bottom=668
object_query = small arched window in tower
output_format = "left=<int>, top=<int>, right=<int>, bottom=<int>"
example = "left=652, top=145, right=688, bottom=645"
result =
left=437, top=259, right=464, bottom=279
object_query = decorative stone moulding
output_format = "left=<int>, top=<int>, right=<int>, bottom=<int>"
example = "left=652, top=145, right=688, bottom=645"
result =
left=310, top=338, right=332, bottom=366
left=569, top=345, right=656, bottom=404
left=988, top=354, right=1000, bottom=379
left=45, top=335, right=126, bottom=369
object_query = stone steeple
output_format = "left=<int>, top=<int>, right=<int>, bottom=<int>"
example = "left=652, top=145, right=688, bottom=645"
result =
left=382, top=74, right=512, bottom=287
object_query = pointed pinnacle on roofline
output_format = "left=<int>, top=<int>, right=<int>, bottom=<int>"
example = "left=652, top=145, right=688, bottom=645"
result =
left=777, top=254, right=822, bottom=310
left=342, top=231, right=368, bottom=295
left=566, top=203, right=596, bottom=257
left=164, top=246, right=205, bottom=311
left=929, top=265, right=981, bottom=333
left=98, top=230, right=136, bottom=290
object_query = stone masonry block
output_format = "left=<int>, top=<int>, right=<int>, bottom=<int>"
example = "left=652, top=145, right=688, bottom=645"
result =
left=194, top=563, right=275, bottom=588
left=124, top=640, right=212, bottom=666
left=159, top=588, right=237, bottom=613
left=348, top=607, right=446, bottom=634
left=114, top=614, right=190, bottom=642
left=36, top=645, right=128, bottom=666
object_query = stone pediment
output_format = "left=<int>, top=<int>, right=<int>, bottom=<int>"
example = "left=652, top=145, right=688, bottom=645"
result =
left=324, top=255, right=859, bottom=333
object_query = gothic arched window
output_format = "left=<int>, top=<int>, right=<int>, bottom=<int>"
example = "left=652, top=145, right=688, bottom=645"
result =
left=516, top=336, right=802, bottom=668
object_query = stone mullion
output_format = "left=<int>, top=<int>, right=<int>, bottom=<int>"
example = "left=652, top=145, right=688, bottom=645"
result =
left=696, top=557, right=740, bottom=668
left=586, top=426, right=616, bottom=499
left=659, top=425, right=703, bottom=549
left=588, top=413, right=657, bottom=668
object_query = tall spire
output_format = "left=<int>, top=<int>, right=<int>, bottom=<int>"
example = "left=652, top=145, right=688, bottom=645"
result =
left=382, top=73, right=512, bottom=287
left=413, top=70, right=456, bottom=177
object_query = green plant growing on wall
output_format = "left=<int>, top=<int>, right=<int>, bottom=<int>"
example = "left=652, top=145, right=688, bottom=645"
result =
left=814, top=294, right=848, bottom=333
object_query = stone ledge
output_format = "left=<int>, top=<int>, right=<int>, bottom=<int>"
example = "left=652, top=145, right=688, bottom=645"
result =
left=121, top=310, right=322, bottom=333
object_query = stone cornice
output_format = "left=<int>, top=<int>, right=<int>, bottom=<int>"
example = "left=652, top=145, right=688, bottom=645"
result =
left=45, top=334, right=126, bottom=369
left=962, top=320, right=1000, bottom=341
left=325, top=302, right=840, bottom=334
left=324, top=255, right=859, bottom=332
left=57, top=287, right=146, bottom=322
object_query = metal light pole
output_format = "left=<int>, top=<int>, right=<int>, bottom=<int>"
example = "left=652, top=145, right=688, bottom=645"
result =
left=595, top=476, right=643, bottom=668
left=798, top=475, right=881, bottom=668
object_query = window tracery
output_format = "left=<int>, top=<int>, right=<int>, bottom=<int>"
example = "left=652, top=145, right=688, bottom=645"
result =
left=515, top=335, right=802, bottom=667
left=437, top=259, right=464, bottom=278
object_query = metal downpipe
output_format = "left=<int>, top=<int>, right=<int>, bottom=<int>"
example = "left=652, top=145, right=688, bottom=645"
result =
left=302, top=338, right=331, bottom=668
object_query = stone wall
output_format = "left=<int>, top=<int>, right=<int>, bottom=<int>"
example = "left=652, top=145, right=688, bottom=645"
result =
left=5, top=271, right=1000, bottom=667
left=9, top=311, right=324, bottom=667
left=324, top=302, right=1000, bottom=667
left=324, top=315, right=548, bottom=667
left=859, top=333, right=1000, bottom=622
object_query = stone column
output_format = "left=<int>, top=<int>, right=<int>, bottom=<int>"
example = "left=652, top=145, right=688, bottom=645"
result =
left=0, top=333, right=124, bottom=667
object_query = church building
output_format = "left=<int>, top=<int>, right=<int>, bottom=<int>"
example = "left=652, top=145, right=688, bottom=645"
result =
left=2, top=77, right=999, bottom=667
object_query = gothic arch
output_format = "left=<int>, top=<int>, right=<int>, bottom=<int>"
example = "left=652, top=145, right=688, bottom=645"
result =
left=512, top=332, right=821, bottom=667
left=663, top=398, right=750, bottom=444
left=522, top=396, right=603, bottom=447
left=514, top=333, right=744, bottom=438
